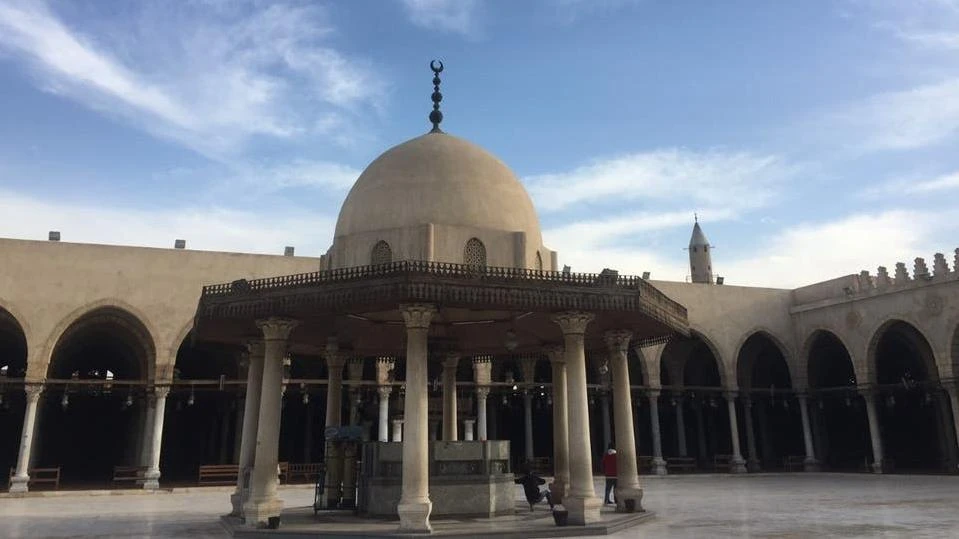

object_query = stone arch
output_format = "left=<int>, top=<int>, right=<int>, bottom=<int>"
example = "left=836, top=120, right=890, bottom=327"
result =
left=464, top=238, right=487, bottom=267
left=627, top=346, right=649, bottom=386
left=805, top=329, right=857, bottom=389
left=866, top=319, right=940, bottom=385
left=371, top=240, right=393, bottom=266
left=46, top=305, right=156, bottom=382
left=40, top=299, right=160, bottom=382
left=735, top=330, right=793, bottom=390
left=659, top=329, right=725, bottom=388
left=0, top=303, right=28, bottom=378
left=0, top=303, right=29, bottom=476
left=799, top=327, right=857, bottom=389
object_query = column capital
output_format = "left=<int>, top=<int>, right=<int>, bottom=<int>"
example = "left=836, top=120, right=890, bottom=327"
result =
left=255, top=318, right=299, bottom=341
left=400, top=303, right=436, bottom=329
left=443, top=351, right=461, bottom=370
left=246, top=339, right=265, bottom=358
left=520, top=355, right=538, bottom=384
left=603, top=329, right=633, bottom=353
left=723, top=390, right=739, bottom=400
left=152, top=386, right=171, bottom=400
left=378, top=385, right=393, bottom=399
left=551, top=311, right=594, bottom=336
left=475, top=387, right=490, bottom=399
left=347, top=357, right=365, bottom=381
left=647, top=388, right=661, bottom=399
left=24, top=383, right=45, bottom=399
left=545, top=345, right=565, bottom=364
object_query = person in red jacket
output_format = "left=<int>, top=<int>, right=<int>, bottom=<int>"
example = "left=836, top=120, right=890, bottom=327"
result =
left=602, top=445, right=617, bottom=505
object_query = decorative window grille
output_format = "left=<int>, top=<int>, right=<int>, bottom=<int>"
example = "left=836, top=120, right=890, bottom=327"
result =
left=371, top=240, right=393, bottom=266
left=464, top=238, right=487, bottom=267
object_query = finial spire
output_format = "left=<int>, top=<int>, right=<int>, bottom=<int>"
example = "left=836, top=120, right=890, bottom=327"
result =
left=694, top=212, right=698, bottom=223
left=429, top=59, right=444, bottom=133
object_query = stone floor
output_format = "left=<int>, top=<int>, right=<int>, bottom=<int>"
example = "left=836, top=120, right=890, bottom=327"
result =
left=1, top=474, right=958, bottom=538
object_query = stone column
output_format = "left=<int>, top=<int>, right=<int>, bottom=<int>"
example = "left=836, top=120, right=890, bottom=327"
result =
left=231, top=343, right=263, bottom=515
left=323, top=344, right=346, bottom=507
left=392, top=419, right=404, bottom=442
left=243, top=318, right=298, bottom=526
left=139, top=400, right=155, bottom=468
left=472, top=357, right=491, bottom=441
left=648, top=390, right=667, bottom=475
left=442, top=353, right=460, bottom=441
left=861, top=388, right=885, bottom=473
left=675, top=397, right=688, bottom=457
left=757, top=400, right=774, bottom=464
left=463, top=419, right=475, bottom=441
left=429, top=419, right=439, bottom=441
left=303, top=398, right=314, bottom=462
left=724, top=391, right=747, bottom=474
left=522, top=390, right=534, bottom=462
left=9, top=383, right=44, bottom=495
left=219, top=402, right=232, bottom=464
left=797, top=393, right=820, bottom=471
left=546, top=345, right=570, bottom=502
left=552, top=311, right=601, bottom=525
left=946, top=385, right=959, bottom=470
left=233, top=395, right=245, bottom=464
left=600, top=391, right=612, bottom=454
left=377, top=386, right=392, bottom=442
left=143, top=386, right=170, bottom=490
left=397, top=303, right=436, bottom=533
left=743, top=397, right=761, bottom=472
left=347, top=358, right=365, bottom=426
left=605, top=330, right=643, bottom=511
left=694, top=402, right=707, bottom=462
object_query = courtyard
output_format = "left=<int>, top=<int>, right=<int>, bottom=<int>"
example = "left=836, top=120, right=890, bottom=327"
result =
left=1, top=473, right=957, bottom=538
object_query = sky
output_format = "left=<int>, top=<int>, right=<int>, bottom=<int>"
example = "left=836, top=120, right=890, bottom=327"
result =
left=1, top=0, right=958, bottom=289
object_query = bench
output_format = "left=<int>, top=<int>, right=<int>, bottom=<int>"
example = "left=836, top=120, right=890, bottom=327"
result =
left=666, top=457, right=697, bottom=473
left=713, top=454, right=734, bottom=472
left=784, top=455, right=805, bottom=472
left=286, top=463, right=324, bottom=484
left=198, top=464, right=239, bottom=485
left=112, top=465, right=146, bottom=487
left=9, top=466, right=61, bottom=490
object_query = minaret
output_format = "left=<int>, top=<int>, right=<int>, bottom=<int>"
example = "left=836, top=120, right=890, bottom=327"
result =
left=688, top=215, right=713, bottom=284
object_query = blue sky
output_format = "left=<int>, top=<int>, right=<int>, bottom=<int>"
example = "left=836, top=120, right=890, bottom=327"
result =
left=1, top=0, right=958, bottom=288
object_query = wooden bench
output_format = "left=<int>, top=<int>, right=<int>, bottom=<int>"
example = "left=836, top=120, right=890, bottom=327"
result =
left=112, top=465, right=146, bottom=487
left=9, top=466, right=61, bottom=490
left=286, top=463, right=324, bottom=484
left=666, top=457, right=697, bottom=473
left=713, top=454, right=734, bottom=472
left=198, top=464, right=239, bottom=485
left=783, top=455, right=805, bottom=472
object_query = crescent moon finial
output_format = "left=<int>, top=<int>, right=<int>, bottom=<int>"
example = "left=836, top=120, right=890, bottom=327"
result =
left=429, top=59, right=445, bottom=133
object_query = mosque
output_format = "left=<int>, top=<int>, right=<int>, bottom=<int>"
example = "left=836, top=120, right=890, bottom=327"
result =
left=1, top=61, right=959, bottom=532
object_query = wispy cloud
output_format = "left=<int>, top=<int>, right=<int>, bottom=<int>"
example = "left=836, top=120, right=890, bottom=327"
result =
left=525, top=149, right=796, bottom=212
left=863, top=169, right=959, bottom=198
left=399, top=0, right=479, bottom=36
left=0, top=188, right=335, bottom=256
left=0, top=1, right=384, bottom=159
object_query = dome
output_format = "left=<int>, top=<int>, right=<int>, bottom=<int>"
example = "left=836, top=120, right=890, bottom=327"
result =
left=334, top=132, right=542, bottom=244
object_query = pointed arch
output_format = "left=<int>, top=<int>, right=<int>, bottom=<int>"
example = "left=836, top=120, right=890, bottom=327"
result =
left=867, top=319, right=940, bottom=385
left=464, top=238, right=487, bottom=267
left=735, top=330, right=793, bottom=390
left=371, top=240, right=393, bottom=266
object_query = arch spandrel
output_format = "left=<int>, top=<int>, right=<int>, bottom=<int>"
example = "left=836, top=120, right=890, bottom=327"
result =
left=39, top=299, right=160, bottom=382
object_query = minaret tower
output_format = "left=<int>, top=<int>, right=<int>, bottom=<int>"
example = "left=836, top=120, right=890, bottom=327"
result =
left=688, top=214, right=713, bottom=284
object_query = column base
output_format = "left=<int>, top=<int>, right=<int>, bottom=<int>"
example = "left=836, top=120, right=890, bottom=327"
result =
left=729, top=457, right=747, bottom=474
left=142, top=470, right=161, bottom=490
left=803, top=458, right=821, bottom=473
left=564, top=494, right=602, bottom=525
left=871, top=461, right=884, bottom=474
left=651, top=458, right=667, bottom=476
left=243, top=496, right=284, bottom=527
left=230, top=490, right=246, bottom=517
left=746, top=458, right=762, bottom=473
left=614, top=486, right=644, bottom=513
left=8, top=475, right=29, bottom=495
left=549, top=478, right=569, bottom=505
left=397, top=499, right=433, bottom=533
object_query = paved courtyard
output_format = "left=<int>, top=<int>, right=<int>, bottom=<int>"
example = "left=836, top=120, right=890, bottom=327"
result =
left=1, top=474, right=958, bottom=538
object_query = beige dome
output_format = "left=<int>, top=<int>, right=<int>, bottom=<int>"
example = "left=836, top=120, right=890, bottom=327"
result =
left=334, top=133, right=542, bottom=243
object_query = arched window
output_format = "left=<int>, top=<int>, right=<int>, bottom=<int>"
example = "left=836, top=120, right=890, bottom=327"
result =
left=464, top=238, right=487, bottom=267
left=371, top=240, right=393, bottom=266
left=535, top=251, right=543, bottom=270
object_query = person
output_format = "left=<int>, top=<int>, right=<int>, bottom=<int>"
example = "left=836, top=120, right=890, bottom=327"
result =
left=514, top=464, right=554, bottom=512
left=602, top=445, right=617, bottom=505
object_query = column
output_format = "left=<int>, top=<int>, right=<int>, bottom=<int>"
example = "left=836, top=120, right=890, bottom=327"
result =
left=142, top=386, right=170, bottom=490
left=600, top=391, right=612, bottom=454
left=648, top=390, right=667, bottom=475
left=233, top=396, right=245, bottom=464
left=757, top=400, right=774, bottom=464
left=861, top=388, right=885, bottom=474
left=378, top=386, right=392, bottom=442
left=523, top=390, right=534, bottom=462
left=219, top=402, right=232, bottom=464
left=463, top=419, right=475, bottom=441
left=442, top=352, right=459, bottom=441
left=547, top=345, right=570, bottom=503
left=743, top=397, right=760, bottom=472
left=243, top=318, right=298, bottom=526
left=322, top=344, right=346, bottom=508
left=605, top=330, right=643, bottom=512
left=347, top=358, right=364, bottom=426
left=724, top=391, right=747, bottom=473
left=392, top=419, right=404, bottom=442
left=9, top=383, right=44, bottom=494
left=397, top=303, right=436, bottom=533
left=675, top=396, right=688, bottom=457
left=694, top=402, right=707, bottom=462
left=946, top=385, right=959, bottom=469
left=796, top=393, right=820, bottom=471
left=138, top=401, right=155, bottom=468
left=476, top=388, right=490, bottom=441
left=429, top=419, right=439, bottom=441
left=231, top=342, right=264, bottom=515
left=552, top=312, right=601, bottom=525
